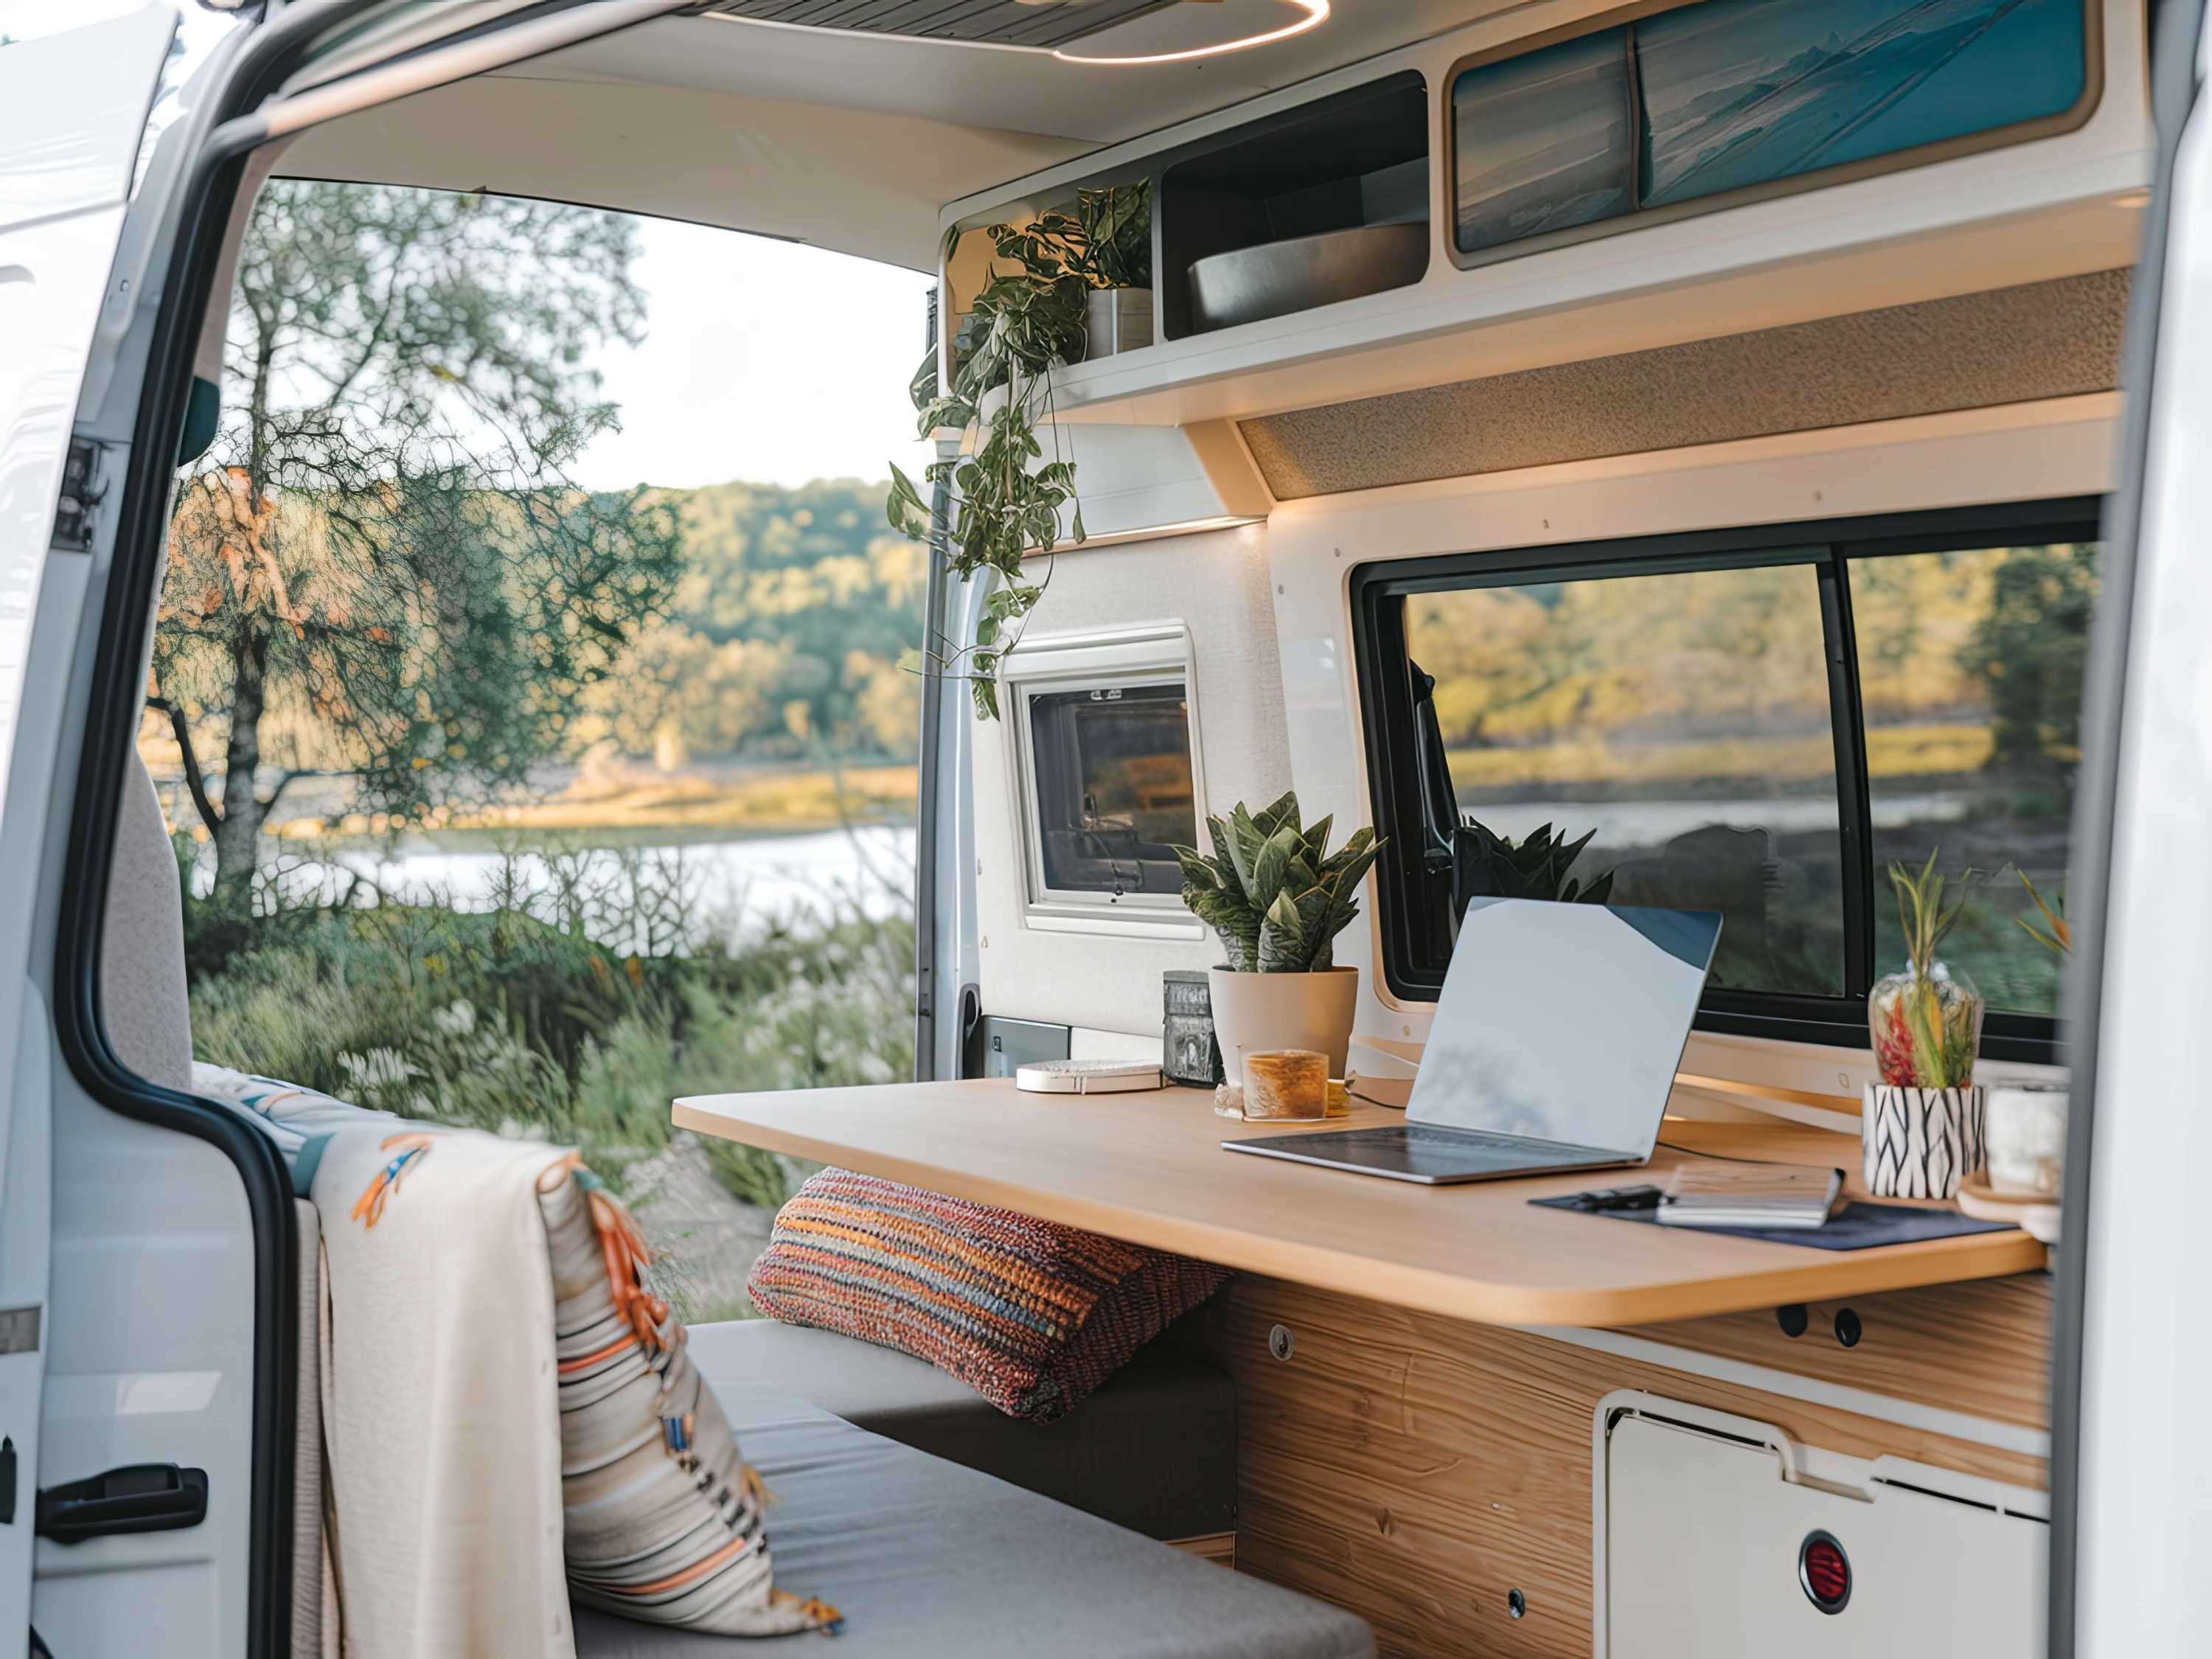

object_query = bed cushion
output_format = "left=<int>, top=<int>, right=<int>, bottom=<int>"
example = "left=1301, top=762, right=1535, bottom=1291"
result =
left=540, top=1163, right=840, bottom=1638
left=684, top=1317, right=1236, bottom=1541
left=571, top=1377, right=1373, bottom=1659
left=745, top=1168, right=1228, bottom=1421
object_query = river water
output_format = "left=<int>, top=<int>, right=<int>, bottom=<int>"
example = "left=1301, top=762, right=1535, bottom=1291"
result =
left=216, top=824, right=919, bottom=950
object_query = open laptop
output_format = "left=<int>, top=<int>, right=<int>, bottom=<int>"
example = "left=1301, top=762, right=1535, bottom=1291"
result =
left=1222, top=898, right=1722, bottom=1185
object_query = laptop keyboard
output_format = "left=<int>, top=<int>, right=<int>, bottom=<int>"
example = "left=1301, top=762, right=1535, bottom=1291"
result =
left=1249, top=1121, right=1625, bottom=1174
left=1324, top=1124, right=1531, bottom=1150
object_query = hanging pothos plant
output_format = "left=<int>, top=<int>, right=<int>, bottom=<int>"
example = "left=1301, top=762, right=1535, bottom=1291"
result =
left=886, top=184, right=1150, bottom=719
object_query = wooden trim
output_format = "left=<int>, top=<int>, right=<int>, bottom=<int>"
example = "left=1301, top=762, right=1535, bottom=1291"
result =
left=1167, top=1531, right=1237, bottom=1569
left=1674, top=1071, right=1860, bottom=1116
left=1614, top=1273, right=2053, bottom=1430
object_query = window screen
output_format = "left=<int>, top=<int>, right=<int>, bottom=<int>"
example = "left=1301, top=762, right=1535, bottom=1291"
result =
left=1026, top=681, right=1197, bottom=899
left=1451, top=0, right=2093, bottom=260
left=1356, top=502, right=2099, bottom=1060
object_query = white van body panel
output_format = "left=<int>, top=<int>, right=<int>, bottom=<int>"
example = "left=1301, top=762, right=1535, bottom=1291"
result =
left=2074, top=13, right=2212, bottom=1652
left=0, top=5, right=180, bottom=1646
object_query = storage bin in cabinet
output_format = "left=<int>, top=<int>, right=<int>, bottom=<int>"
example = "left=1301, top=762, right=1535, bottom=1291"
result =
left=1597, top=1392, right=2045, bottom=1657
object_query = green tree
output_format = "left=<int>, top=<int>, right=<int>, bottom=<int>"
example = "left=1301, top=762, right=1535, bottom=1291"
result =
left=1963, top=543, right=2100, bottom=768
left=153, top=181, right=681, bottom=906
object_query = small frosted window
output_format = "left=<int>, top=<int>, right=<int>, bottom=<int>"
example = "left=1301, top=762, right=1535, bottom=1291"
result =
left=1026, top=682, right=1196, bottom=898
left=1453, top=29, right=1635, bottom=256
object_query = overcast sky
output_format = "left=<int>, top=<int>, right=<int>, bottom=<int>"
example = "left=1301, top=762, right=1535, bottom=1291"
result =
left=574, top=218, right=938, bottom=495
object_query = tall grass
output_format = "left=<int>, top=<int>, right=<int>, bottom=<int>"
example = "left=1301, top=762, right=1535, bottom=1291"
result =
left=181, top=835, right=913, bottom=1208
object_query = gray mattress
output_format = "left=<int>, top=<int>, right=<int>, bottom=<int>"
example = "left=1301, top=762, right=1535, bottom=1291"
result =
left=571, top=1377, right=1372, bottom=1659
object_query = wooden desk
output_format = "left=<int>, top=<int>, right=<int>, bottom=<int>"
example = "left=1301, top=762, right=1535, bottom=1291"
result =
left=675, top=1078, right=2046, bottom=1328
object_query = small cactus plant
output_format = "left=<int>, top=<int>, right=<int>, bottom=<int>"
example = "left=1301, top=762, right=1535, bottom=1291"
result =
left=1172, top=792, right=1383, bottom=974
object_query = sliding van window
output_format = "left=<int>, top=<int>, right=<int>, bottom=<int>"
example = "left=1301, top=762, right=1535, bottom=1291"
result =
left=1354, top=501, right=2098, bottom=1060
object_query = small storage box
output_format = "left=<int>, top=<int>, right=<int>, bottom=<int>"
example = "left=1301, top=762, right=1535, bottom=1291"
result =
left=1599, top=1393, right=2045, bottom=1656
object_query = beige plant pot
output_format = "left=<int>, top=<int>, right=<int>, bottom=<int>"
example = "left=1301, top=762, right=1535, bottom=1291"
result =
left=1207, top=966, right=1358, bottom=1078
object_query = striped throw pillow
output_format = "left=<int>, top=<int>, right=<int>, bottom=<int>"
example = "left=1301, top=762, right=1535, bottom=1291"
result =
left=746, top=1168, right=1229, bottom=1422
left=539, top=1161, right=841, bottom=1637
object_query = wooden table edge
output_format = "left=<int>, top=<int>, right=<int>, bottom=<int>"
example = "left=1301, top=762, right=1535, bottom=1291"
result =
left=672, top=1097, right=2050, bottom=1329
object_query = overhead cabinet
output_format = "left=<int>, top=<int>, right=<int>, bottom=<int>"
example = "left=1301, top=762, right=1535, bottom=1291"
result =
left=1449, top=0, right=2101, bottom=267
left=1159, top=71, right=1430, bottom=339
left=934, top=0, right=2134, bottom=427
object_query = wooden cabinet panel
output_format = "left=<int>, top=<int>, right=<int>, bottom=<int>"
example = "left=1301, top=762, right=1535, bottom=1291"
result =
left=1615, top=1273, right=2052, bottom=1429
left=1192, top=1275, right=2048, bottom=1659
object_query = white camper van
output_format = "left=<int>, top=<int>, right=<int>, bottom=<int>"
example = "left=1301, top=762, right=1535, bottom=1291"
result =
left=0, top=1, right=2202, bottom=1655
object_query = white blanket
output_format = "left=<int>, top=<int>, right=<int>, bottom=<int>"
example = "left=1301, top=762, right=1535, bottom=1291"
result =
left=310, top=1127, right=576, bottom=1659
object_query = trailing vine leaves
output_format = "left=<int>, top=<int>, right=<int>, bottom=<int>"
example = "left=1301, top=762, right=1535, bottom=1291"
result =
left=989, top=184, right=1152, bottom=292
left=886, top=185, right=1150, bottom=719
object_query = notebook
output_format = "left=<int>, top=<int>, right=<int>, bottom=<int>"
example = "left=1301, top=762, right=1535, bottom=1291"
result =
left=1655, top=1161, right=1846, bottom=1230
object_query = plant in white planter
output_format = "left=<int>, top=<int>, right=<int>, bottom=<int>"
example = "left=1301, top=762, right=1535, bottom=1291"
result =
left=1173, top=793, right=1382, bottom=1077
left=1865, top=852, right=1987, bottom=1198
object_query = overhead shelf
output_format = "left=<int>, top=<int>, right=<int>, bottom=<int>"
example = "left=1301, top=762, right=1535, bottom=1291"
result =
left=937, top=0, right=2149, bottom=432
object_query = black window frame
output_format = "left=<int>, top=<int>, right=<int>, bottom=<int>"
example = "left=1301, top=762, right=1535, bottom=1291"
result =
left=1352, top=496, right=2101, bottom=1064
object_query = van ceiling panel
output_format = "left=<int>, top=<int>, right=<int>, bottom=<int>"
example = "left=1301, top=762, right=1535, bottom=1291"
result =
left=525, top=4, right=1488, bottom=147
left=1238, top=268, right=2134, bottom=499
left=707, top=1, right=1182, bottom=48
left=271, top=74, right=1080, bottom=269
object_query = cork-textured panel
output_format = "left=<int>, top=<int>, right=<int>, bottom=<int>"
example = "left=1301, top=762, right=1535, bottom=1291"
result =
left=1239, top=268, right=2132, bottom=500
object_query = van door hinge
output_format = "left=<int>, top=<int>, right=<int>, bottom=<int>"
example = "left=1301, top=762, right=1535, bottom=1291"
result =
left=54, top=438, right=111, bottom=551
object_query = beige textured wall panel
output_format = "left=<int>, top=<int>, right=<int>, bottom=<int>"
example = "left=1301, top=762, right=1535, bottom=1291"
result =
left=1239, top=269, right=2133, bottom=501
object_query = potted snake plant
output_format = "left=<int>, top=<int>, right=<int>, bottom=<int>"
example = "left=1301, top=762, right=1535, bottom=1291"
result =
left=1174, top=793, right=1382, bottom=1077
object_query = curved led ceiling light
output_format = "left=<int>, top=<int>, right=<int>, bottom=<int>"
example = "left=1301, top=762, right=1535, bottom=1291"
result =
left=1051, top=0, right=1329, bottom=66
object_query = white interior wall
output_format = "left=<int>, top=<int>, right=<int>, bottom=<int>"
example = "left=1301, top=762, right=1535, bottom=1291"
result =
left=1271, top=394, right=2116, bottom=1099
left=975, top=397, right=2115, bottom=1084
left=973, top=522, right=1290, bottom=1037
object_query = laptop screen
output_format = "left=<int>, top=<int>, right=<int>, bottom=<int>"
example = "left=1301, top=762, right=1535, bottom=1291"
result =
left=1405, top=900, right=1722, bottom=1158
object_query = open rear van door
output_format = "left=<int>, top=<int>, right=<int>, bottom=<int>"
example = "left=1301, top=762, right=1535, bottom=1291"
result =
left=2056, top=0, right=2212, bottom=1653
left=0, top=8, right=201, bottom=1650
left=0, top=4, right=689, bottom=1653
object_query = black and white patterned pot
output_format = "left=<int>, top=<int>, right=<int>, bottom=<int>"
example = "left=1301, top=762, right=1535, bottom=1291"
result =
left=1863, top=1084, right=1987, bottom=1199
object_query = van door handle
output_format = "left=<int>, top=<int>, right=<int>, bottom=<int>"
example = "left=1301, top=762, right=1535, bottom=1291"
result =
left=35, top=1464, right=207, bottom=1543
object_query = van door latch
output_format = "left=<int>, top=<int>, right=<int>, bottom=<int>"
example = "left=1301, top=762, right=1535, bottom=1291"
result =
left=53, top=438, right=110, bottom=552
left=35, top=1464, right=208, bottom=1543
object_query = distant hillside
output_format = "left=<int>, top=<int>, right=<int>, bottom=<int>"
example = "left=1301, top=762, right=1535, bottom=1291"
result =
left=579, top=478, right=925, bottom=767
left=1411, top=541, right=2098, bottom=788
